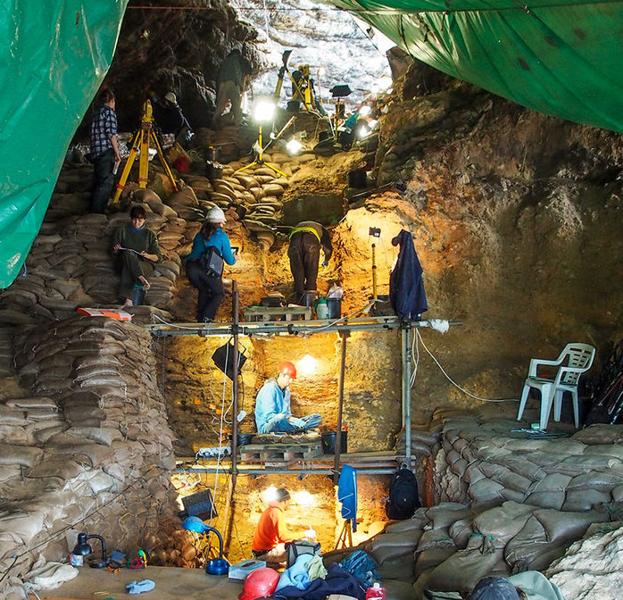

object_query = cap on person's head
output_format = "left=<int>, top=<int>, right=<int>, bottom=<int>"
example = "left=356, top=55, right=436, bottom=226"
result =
left=164, top=91, right=178, bottom=105
left=275, top=487, right=290, bottom=502
left=278, top=361, right=297, bottom=379
left=470, top=577, right=520, bottom=600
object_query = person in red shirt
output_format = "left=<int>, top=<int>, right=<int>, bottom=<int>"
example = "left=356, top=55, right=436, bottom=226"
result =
left=251, top=487, right=312, bottom=565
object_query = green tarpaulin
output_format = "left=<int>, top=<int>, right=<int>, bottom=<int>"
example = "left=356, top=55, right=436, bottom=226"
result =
left=331, top=0, right=623, bottom=132
left=0, top=0, right=127, bottom=288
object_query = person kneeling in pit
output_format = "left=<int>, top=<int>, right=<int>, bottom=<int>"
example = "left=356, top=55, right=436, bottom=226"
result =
left=254, top=361, right=321, bottom=434
left=112, top=205, right=161, bottom=308
left=252, top=487, right=315, bottom=565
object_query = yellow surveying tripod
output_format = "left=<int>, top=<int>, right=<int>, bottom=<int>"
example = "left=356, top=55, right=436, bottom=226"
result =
left=111, top=100, right=178, bottom=205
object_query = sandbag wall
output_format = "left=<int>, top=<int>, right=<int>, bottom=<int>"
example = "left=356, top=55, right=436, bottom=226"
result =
left=0, top=148, right=316, bottom=324
left=0, top=317, right=177, bottom=596
left=357, top=499, right=613, bottom=598
left=429, top=412, right=623, bottom=510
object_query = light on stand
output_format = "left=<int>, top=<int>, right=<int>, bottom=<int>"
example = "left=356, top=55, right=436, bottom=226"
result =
left=286, top=138, right=303, bottom=155
left=253, top=99, right=276, bottom=123
left=358, top=105, right=372, bottom=117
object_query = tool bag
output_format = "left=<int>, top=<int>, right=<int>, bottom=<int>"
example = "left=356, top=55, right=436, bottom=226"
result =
left=201, top=246, right=224, bottom=277
left=386, top=467, right=420, bottom=520
left=285, top=540, right=320, bottom=568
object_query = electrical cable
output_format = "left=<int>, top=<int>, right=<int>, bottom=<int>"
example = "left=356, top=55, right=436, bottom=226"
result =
left=0, top=467, right=156, bottom=582
left=414, top=329, right=518, bottom=403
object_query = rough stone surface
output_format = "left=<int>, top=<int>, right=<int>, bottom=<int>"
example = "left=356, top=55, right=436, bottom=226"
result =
left=547, top=523, right=623, bottom=600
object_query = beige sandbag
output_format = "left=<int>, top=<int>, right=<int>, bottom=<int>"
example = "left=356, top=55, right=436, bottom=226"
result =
left=472, top=502, right=534, bottom=548
left=0, top=445, right=43, bottom=467
left=414, top=548, right=456, bottom=578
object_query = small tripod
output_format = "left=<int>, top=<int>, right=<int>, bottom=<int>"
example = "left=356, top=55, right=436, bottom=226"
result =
left=112, top=100, right=178, bottom=205
left=235, top=123, right=287, bottom=178
left=335, top=519, right=354, bottom=550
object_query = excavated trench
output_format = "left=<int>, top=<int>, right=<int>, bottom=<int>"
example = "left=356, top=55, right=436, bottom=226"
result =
left=2, top=7, right=623, bottom=599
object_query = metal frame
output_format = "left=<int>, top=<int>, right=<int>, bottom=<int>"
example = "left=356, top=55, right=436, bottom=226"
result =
left=148, top=316, right=455, bottom=476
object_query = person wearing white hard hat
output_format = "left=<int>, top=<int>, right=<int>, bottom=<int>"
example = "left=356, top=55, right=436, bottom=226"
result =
left=185, top=207, right=236, bottom=322
left=152, top=90, right=192, bottom=141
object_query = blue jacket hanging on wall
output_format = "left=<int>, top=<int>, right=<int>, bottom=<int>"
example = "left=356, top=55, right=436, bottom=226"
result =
left=389, top=229, right=428, bottom=320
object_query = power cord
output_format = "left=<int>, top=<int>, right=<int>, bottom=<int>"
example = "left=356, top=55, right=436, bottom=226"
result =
left=414, top=329, right=518, bottom=403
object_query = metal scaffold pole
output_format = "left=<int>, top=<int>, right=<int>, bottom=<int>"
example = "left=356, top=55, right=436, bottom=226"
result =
left=333, top=330, right=349, bottom=484
left=401, top=323, right=412, bottom=468
left=224, top=282, right=240, bottom=554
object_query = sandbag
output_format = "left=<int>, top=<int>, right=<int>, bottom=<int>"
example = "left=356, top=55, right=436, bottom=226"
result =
left=417, top=529, right=456, bottom=553
left=414, top=548, right=457, bottom=578
left=425, top=547, right=502, bottom=593
left=472, top=502, right=534, bottom=548
left=534, top=508, right=609, bottom=543
left=0, top=445, right=43, bottom=467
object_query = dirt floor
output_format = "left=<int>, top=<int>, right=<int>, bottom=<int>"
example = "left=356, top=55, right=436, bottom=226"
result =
left=43, top=566, right=242, bottom=600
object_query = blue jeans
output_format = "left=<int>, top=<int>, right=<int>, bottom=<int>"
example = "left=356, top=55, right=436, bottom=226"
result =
left=267, top=413, right=322, bottom=433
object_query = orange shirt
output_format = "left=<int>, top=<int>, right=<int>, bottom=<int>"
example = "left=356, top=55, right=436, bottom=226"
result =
left=252, top=506, right=295, bottom=552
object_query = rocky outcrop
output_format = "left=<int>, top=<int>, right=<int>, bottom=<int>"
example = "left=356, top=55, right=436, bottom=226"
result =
left=238, top=0, right=391, bottom=106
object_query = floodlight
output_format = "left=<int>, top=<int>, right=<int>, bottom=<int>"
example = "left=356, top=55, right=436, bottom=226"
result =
left=253, top=99, right=276, bottom=123
left=286, top=138, right=303, bottom=155
left=297, top=354, right=318, bottom=377
left=358, top=105, right=372, bottom=117
left=368, top=119, right=378, bottom=129
left=356, top=123, right=371, bottom=139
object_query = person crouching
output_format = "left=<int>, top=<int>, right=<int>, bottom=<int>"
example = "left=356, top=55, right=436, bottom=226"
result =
left=185, top=207, right=236, bottom=323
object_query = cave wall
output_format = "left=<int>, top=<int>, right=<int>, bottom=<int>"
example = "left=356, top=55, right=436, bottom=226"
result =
left=168, top=472, right=390, bottom=564
left=165, top=330, right=401, bottom=454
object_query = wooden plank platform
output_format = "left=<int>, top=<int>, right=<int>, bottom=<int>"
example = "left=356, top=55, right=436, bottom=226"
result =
left=239, top=440, right=322, bottom=463
left=243, top=305, right=312, bottom=322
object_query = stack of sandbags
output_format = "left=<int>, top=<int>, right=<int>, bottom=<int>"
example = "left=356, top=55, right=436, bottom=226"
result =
left=350, top=499, right=613, bottom=598
left=423, top=410, right=623, bottom=512
left=0, top=326, right=14, bottom=377
left=0, top=317, right=177, bottom=596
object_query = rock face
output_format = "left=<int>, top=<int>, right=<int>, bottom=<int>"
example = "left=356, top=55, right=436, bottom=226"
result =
left=95, top=0, right=261, bottom=130
left=547, top=523, right=623, bottom=599
left=234, top=0, right=391, bottom=106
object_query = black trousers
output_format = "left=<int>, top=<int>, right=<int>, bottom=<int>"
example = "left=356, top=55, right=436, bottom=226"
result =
left=186, top=261, right=224, bottom=321
left=116, top=252, right=154, bottom=300
left=90, top=149, right=115, bottom=213
left=288, top=232, right=320, bottom=298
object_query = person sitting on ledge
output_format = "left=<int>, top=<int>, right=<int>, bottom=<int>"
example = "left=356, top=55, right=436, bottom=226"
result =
left=254, top=361, right=322, bottom=434
left=252, top=487, right=315, bottom=565
left=112, top=204, right=161, bottom=308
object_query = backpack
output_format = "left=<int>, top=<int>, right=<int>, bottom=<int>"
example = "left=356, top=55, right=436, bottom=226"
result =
left=200, top=246, right=224, bottom=277
left=386, top=467, right=419, bottom=520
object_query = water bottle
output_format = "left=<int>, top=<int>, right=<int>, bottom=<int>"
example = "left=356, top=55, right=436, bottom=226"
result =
left=315, top=297, right=329, bottom=319
left=365, top=582, right=386, bottom=600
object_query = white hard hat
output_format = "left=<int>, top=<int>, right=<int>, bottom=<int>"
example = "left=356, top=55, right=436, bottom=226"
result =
left=207, top=206, right=226, bottom=223
left=164, top=91, right=178, bottom=105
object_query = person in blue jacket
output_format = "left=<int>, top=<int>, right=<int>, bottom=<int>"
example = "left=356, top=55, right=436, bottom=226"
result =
left=185, top=206, right=236, bottom=322
left=255, top=361, right=322, bottom=434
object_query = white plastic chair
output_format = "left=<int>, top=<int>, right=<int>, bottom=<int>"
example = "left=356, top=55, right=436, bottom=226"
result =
left=516, top=343, right=595, bottom=430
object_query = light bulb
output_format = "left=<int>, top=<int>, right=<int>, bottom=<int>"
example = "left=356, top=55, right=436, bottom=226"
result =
left=297, top=354, right=317, bottom=377
left=286, top=138, right=303, bottom=155
left=253, top=99, right=276, bottom=123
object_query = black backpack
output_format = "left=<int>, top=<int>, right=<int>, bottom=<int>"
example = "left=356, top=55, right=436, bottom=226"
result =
left=386, top=467, right=420, bottom=520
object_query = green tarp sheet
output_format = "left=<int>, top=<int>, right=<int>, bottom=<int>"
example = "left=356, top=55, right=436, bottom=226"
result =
left=331, top=0, right=623, bottom=132
left=0, top=0, right=127, bottom=288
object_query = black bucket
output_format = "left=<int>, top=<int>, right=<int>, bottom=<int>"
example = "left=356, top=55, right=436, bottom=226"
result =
left=231, top=433, right=254, bottom=447
left=321, top=430, right=348, bottom=455
left=131, top=285, right=146, bottom=306
left=327, top=298, right=341, bottom=319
